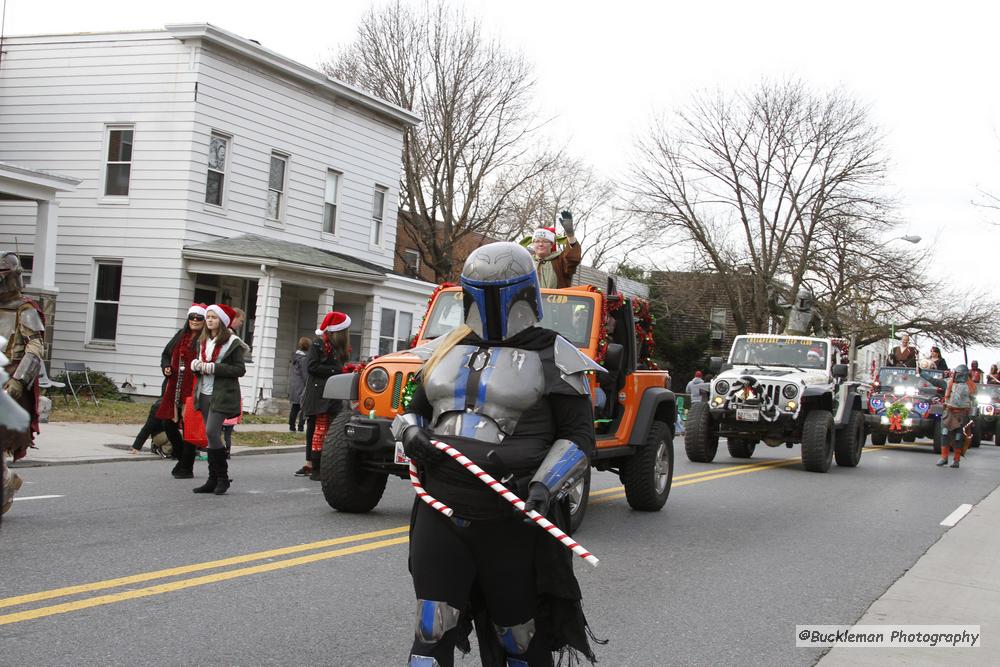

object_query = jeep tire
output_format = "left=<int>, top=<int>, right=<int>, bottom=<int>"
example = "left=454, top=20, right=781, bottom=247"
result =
left=870, top=430, right=887, bottom=446
left=684, top=402, right=718, bottom=463
left=932, top=422, right=943, bottom=455
left=566, top=467, right=591, bottom=535
left=621, top=420, right=673, bottom=511
left=902, top=434, right=916, bottom=443
left=834, top=410, right=864, bottom=467
left=887, top=432, right=902, bottom=444
left=801, top=410, right=834, bottom=473
left=727, top=438, right=756, bottom=459
left=321, top=411, right=388, bottom=513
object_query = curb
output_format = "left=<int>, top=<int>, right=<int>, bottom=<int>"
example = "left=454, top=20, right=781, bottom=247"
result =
left=11, top=445, right=302, bottom=468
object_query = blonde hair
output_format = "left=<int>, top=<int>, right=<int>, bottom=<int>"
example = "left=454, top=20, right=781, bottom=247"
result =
left=421, top=324, right=472, bottom=380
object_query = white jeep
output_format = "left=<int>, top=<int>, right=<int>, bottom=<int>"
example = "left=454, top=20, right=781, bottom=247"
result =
left=684, top=334, right=867, bottom=472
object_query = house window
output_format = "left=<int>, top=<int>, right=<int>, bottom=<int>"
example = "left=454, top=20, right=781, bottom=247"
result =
left=402, top=248, right=420, bottom=278
left=371, top=185, right=387, bottom=245
left=323, top=170, right=341, bottom=234
left=91, top=261, right=123, bottom=341
left=19, top=254, right=33, bottom=285
left=710, top=307, right=726, bottom=342
left=205, top=132, right=229, bottom=206
left=379, top=309, right=413, bottom=355
left=104, top=126, right=134, bottom=197
left=267, top=152, right=288, bottom=221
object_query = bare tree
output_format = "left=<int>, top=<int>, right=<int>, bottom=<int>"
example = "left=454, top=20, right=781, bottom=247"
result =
left=807, top=216, right=1000, bottom=348
left=325, top=1, right=555, bottom=281
left=630, top=80, right=893, bottom=334
left=495, top=156, right=659, bottom=271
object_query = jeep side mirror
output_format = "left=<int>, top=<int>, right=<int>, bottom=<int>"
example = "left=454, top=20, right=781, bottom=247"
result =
left=832, top=364, right=849, bottom=379
left=709, top=356, right=723, bottom=374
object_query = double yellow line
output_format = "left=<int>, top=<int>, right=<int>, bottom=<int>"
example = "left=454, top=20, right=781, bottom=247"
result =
left=2, top=450, right=865, bottom=626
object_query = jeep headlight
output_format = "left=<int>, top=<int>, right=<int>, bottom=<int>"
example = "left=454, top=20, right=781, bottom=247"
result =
left=785, top=400, right=797, bottom=411
left=365, top=367, right=390, bottom=393
left=782, top=384, right=798, bottom=399
left=905, top=387, right=917, bottom=397
left=714, top=380, right=730, bottom=395
left=894, top=385, right=905, bottom=395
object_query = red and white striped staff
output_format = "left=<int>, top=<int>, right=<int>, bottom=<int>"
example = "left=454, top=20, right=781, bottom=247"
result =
left=407, top=440, right=599, bottom=567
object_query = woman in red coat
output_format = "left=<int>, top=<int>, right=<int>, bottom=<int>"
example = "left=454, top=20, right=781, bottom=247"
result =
left=155, top=304, right=206, bottom=479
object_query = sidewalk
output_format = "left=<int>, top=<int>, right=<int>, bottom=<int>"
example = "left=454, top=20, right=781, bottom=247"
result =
left=818, top=484, right=1000, bottom=666
left=11, top=422, right=300, bottom=467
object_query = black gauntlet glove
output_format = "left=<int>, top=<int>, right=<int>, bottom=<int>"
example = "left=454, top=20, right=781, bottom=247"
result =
left=558, top=210, right=574, bottom=237
left=523, top=482, right=552, bottom=517
left=402, top=425, right=446, bottom=468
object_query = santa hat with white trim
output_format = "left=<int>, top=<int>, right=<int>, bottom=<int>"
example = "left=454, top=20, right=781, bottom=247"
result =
left=316, top=311, right=351, bottom=336
left=206, top=304, right=236, bottom=328
left=532, top=226, right=557, bottom=245
left=188, top=303, right=208, bottom=317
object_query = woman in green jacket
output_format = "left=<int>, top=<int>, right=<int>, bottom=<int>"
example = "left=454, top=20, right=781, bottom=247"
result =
left=190, top=304, right=246, bottom=495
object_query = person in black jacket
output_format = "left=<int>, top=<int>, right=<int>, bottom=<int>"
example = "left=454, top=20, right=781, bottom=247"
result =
left=300, top=312, right=350, bottom=480
left=155, top=304, right=206, bottom=477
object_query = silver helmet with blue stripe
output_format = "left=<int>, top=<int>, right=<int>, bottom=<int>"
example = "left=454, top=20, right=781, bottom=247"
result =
left=459, top=242, right=542, bottom=341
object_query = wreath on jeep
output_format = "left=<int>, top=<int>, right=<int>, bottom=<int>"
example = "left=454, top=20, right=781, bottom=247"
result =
left=886, top=402, right=909, bottom=432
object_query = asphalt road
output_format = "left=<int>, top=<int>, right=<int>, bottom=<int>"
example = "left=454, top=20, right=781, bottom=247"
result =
left=3, top=438, right=999, bottom=666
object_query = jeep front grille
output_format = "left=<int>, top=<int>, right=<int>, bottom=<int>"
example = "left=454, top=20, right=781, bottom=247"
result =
left=727, top=380, right=783, bottom=421
left=390, top=371, right=404, bottom=409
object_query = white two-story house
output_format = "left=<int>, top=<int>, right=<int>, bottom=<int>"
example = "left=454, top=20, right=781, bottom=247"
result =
left=0, top=24, right=434, bottom=410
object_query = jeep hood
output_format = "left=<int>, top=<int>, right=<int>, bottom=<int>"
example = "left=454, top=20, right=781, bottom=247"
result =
left=718, top=367, right=829, bottom=385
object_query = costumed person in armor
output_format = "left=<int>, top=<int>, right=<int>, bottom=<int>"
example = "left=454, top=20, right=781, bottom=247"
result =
left=527, top=210, right=582, bottom=289
left=0, top=251, right=45, bottom=517
left=888, top=333, right=917, bottom=368
left=922, top=364, right=976, bottom=469
left=393, top=241, right=603, bottom=666
left=155, top=303, right=207, bottom=478
left=770, top=285, right=825, bottom=336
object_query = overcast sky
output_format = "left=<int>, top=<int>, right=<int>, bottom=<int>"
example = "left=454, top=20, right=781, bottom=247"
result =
left=3, top=0, right=997, bottom=365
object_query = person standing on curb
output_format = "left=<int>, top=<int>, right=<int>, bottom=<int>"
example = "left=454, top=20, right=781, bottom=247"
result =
left=155, top=304, right=206, bottom=478
left=190, top=304, right=246, bottom=495
left=299, top=312, right=349, bottom=480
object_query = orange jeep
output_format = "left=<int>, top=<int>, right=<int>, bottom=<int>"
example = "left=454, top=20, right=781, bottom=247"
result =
left=320, top=284, right=676, bottom=531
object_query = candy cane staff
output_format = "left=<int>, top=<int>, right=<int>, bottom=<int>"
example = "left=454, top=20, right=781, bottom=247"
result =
left=190, top=304, right=246, bottom=495
left=391, top=241, right=605, bottom=667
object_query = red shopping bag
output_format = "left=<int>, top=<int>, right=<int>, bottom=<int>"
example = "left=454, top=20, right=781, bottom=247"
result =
left=182, top=395, right=208, bottom=448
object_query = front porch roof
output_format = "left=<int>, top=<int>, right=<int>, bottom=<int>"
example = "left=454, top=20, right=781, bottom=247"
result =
left=183, top=234, right=386, bottom=280
left=0, top=162, right=81, bottom=201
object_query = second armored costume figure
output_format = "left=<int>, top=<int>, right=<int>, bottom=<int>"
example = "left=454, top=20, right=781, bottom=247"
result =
left=393, top=242, right=602, bottom=666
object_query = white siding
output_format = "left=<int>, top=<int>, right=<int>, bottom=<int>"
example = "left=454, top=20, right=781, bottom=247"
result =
left=185, top=46, right=403, bottom=264
left=0, top=32, right=198, bottom=393
left=0, top=28, right=413, bottom=402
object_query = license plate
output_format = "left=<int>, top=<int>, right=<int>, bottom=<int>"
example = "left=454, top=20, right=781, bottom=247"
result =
left=736, top=408, right=760, bottom=422
left=394, top=441, right=411, bottom=465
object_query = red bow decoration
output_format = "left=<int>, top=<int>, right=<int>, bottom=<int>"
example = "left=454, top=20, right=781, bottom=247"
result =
left=889, top=414, right=903, bottom=432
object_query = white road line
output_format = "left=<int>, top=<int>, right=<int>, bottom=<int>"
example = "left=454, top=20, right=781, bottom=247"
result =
left=940, top=503, right=973, bottom=527
left=11, top=495, right=64, bottom=502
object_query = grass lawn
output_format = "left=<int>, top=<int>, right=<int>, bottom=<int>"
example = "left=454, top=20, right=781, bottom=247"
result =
left=232, top=431, right=304, bottom=448
left=48, top=397, right=289, bottom=425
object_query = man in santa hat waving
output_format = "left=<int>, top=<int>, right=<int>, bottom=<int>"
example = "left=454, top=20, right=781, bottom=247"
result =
left=529, top=210, right=582, bottom=289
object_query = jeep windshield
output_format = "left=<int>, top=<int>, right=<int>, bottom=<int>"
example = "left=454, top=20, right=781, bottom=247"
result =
left=421, top=290, right=595, bottom=347
left=978, top=384, right=1000, bottom=404
left=877, top=367, right=936, bottom=395
left=729, top=336, right=829, bottom=369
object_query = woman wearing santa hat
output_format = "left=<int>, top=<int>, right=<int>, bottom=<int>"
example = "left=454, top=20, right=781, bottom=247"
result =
left=299, top=311, right=351, bottom=480
left=528, top=210, right=582, bottom=289
left=190, top=304, right=247, bottom=495
left=154, top=304, right=207, bottom=478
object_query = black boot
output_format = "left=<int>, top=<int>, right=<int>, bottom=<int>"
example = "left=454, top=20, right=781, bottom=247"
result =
left=309, top=452, right=321, bottom=481
left=173, top=443, right=196, bottom=479
left=213, top=449, right=232, bottom=495
left=193, top=449, right=220, bottom=493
